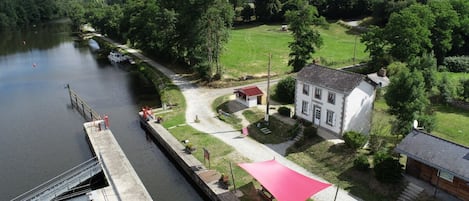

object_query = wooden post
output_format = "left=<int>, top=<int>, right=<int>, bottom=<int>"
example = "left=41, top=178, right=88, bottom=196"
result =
left=230, top=162, right=236, bottom=192
left=434, top=170, right=441, bottom=197
left=67, top=84, right=72, bottom=105
left=333, top=184, right=339, bottom=201
left=264, top=53, right=271, bottom=123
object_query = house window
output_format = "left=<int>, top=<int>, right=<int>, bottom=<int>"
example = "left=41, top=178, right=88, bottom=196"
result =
left=326, top=110, right=334, bottom=126
left=438, top=170, right=454, bottom=182
left=303, top=84, right=309, bottom=95
left=314, top=88, right=322, bottom=99
left=301, top=101, right=309, bottom=115
left=328, top=92, right=336, bottom=104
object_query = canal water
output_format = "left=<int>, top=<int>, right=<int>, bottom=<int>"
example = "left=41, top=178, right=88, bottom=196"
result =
left=0, top=21, right=202, bottom=201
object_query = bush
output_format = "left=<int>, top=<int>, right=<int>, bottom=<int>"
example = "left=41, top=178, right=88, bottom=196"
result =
left=443, top=56, right=469, bottom=73
left=462, top=79, right=469, bottom=101
left=278, top=106, right=291, bottom=117
left=275, top=76, right=295, bottom=104
left=354, top=154, right=370, bottom=171
left=303, top=126, right=317, bottom=139
left=343, top=131, right=368, bottom=150
left=373, top=157, right=403, bottom=183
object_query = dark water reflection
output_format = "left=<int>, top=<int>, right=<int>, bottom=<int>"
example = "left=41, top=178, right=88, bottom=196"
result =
left=0, top=22, right=202, bottom=201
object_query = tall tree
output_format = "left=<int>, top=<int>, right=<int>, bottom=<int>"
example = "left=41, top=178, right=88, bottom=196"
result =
left=448, top=0, right=469, bottom=56
left=428, top=0, right=459, bottom=65
left=255, top=0, right=282, bottom=22
left=385, top=69, right=430, bottom=135
left=407, top=54, right=437, bottom=94
left=383, top=4, right=434, bottom=62
left=285, top=0, right=324, bottom=72
left=361, top=25, right=390, bottom=69
left=201, top=0, right=234, bottom=78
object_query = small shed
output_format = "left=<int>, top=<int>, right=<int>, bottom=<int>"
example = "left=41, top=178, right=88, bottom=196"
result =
left=234, top=86, right=263, bottom=107
left=395, top=129, right=469, bottom=200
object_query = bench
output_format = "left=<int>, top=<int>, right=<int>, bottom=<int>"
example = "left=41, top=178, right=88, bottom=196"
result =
left=258, top=186, right=274, bottom=200
left=260, top=127, right=272, bottom=135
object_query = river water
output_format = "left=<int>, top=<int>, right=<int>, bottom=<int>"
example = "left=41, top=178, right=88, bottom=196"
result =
left=0, top=21, right=202, bottom=201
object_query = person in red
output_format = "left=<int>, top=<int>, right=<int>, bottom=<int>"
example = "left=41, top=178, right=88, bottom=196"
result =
left=104, top=115, right=109, bottom=129
left=142, top=107, right=147, bottom=120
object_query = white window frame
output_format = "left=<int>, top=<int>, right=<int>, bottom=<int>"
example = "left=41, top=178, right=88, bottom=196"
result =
left=303, top=84, right=309, bottom=95
left=326, top=110, right=334, bottom=126
left=314, top=88, right=322, bottom=100
left=438, top=170, right=454, bottom=182
left=301, top=101, right=309, bottom=115
left=328, top=92, right=336, bottom=104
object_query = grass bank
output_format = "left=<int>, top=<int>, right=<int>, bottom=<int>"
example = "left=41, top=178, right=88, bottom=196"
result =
left=136, top=61, right=255, bottom=189
left=220, top=23, right=369, bottom=79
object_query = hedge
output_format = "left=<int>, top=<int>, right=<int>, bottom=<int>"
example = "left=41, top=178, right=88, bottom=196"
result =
left=442, top=56, right=469, bottom=72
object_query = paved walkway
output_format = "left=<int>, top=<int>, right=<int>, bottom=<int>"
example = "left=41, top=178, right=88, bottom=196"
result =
left=84, top=121, right=153, bottom=201
left=99, top=35, right=361, bottom=201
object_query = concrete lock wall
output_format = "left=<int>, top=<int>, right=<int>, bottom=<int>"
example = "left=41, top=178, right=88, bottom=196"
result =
left=139, top=116, right=237, bottom=201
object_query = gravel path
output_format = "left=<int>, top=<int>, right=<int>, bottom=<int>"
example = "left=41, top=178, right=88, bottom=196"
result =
left=100, top=35, right=361, bottom=201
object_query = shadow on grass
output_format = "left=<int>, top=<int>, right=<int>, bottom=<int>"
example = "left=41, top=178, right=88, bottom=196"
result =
left=337, top=167, right=404, bottom=201
left=238, top=182, right=262, bottom=201
left=433, top=104, right=469, bottom=118
left=286, top=135, right=323, bottom=154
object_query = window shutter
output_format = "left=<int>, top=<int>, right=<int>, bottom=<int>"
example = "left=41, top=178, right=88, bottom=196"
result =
left=333, top=112, right=336, bottom=126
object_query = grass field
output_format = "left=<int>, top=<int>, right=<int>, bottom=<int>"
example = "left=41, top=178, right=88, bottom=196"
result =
left=432, top=104, right=469, bottom=146
left=220, top=23, right=369, bottom=79
left=372, top=95, right=469, bottom=147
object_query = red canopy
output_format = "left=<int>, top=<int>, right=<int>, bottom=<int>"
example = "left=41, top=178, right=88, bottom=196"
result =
left=238, top=159, right=331, bottom=201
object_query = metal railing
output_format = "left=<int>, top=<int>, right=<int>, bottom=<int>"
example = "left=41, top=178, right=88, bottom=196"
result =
left=66, top=84, right=102, bottom=121
left=11, top=157, right=102, bottom=201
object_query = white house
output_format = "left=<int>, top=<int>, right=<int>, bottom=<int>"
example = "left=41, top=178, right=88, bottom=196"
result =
left=295, top=64, right=376, bottom=136
left=234, top=86, right=264, bottom=107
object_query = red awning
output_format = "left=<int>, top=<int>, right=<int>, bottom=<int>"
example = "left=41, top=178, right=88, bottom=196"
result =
left=238, top=159, right=331, bottom=201
left=234, top=86, right=263, bottom=96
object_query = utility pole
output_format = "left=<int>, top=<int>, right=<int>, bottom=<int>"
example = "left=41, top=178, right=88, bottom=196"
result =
left=264, top=53, right=271, bottom=123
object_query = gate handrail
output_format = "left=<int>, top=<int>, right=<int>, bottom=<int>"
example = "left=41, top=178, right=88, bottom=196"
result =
left=11, top=157, right=100, bottom=201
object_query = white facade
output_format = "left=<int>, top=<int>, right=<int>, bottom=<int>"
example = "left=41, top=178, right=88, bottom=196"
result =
left=295, top=79, right=375, bottom=136
left=236, top=94, right=259, bottom=107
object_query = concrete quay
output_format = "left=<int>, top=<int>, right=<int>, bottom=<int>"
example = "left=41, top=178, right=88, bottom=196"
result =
left=138, top=112, right=239, bottom=201
left=83, top=121, right=153, bottom=201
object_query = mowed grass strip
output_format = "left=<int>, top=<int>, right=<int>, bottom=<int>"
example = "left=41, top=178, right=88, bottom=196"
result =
left=220, top=23, right=369, bottom=79
left=138, top=63, right=254, bottom=190
left=432, top=104, right=469, bottom=147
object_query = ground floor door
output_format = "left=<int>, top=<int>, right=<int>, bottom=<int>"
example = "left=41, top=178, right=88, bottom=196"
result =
left=313, top=105, right=321, bottom=126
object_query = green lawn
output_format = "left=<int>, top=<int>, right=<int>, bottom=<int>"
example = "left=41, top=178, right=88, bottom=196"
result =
left=432, top=104, right=469, bottom=146
left=220, top=23, right=369, bottom=79
left=372, top=95, right=469, bottom=147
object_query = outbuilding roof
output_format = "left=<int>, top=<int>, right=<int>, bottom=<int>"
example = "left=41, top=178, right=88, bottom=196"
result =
left=297, top=64, right=368, bottom=94
left=234, top=86, right=263, bottom=96
left=395, top=129, right=469, bottom=181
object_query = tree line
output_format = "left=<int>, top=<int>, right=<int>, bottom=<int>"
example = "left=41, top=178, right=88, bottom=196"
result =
left=0, top=0, right=69, bottom=31
left=361, top=0, right=469, bottom=137
left=362, top=0, right=469, bottom=67
left=65, top=0, right=234, bottom=80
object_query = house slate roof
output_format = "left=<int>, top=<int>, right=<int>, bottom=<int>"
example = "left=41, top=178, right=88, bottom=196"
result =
left=297, top=64, right=368, bottom=94
left=234, top=86, right=263, bottom=96
left=395, top=129, right=469, bottom=181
